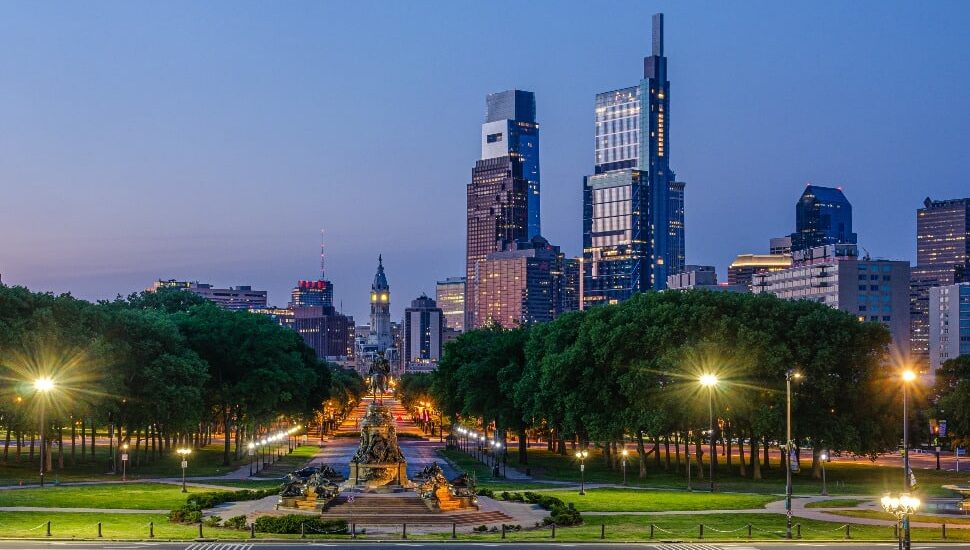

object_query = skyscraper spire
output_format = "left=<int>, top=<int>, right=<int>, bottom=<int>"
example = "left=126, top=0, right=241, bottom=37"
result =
left=319, top=228, right=326, bottom=280
left=651, top=12, right=664, bottom=57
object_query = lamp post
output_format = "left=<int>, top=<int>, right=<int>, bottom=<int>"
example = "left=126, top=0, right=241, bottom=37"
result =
left=699, top=374, right=718, bottom=493
left=33, top=378, right=55, bottom=488
left=785, top=370, right=803, bottom=539
left=248, top=442, right=255, bottom=476
left=819, top=451, right=829, bottom=496
left=176, top=448, right=191, bottom=493
left=121, top=443, right=129, bottom=482
left=901, top=370, right=917, bottom=550
left=882, top=493, right=920, bottom=550
left=621, top=449, right=629, bottom=486
left=575, top=449, right=589, bottom=496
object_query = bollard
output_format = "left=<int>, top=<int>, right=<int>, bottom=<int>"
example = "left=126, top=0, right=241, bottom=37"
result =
left=46, top=521, right=51, bottom=537
left=601, top=524, right=605, bottom=539
left=198, top=522, right=203, bottom=538
left=699, top=523, right=704, bottom=539
left=301, top=522, right=306, bottom=539
left=352, top=523, right=356, bottom=539
left=249, top=523, right=255, bottom=539
left=649, top=524, right=654, bottom=539
left=551, top=523, right=556, bottom=539
left=845, top=524, right=851, bottom=539
left=452, top=522, right=457, bottom=539
left=796, top=523, right=801, bottom=539
left=943, top=523, right=947, bottom=539
left=502, top=524, right=506, bottom=539
left=747, top=523, right=752, bottom=538
left=149, top=521, right=154, bottom=539
left=97, top=522, right=103, bottom=538
left=402, top=523, right=407, bottom=539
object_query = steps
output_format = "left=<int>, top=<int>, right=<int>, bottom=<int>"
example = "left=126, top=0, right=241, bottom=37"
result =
left=320, top=493, right=512, bottom=525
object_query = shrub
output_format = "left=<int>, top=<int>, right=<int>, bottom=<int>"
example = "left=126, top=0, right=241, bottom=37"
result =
left=476, top=488, right=494, bottom=498
left=253, top=515, right=348, bottom=535
left=499, top=491, right=511, bottom=501
left=543, top=503, right=582, bottom=527
left=224, top=515, right=247, bottom=530
left=203, top=515, right=222, bottom=527
left=169, top=488, right=279, bottom=524
left=473, top=524, right=488, bottom=532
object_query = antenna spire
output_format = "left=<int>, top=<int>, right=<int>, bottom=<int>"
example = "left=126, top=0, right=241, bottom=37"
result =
left=319, top=229, right=326, bottom=280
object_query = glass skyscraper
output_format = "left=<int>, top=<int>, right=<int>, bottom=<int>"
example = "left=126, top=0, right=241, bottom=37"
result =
left=584, top=13, right=683, bottom=306
left=789, top=185, right=857, bottom=252
left=483, top=90, right=541, bottom=239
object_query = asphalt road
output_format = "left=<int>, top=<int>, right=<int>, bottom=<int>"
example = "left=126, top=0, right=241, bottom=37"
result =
left=0, top=542, right=968, bottom=550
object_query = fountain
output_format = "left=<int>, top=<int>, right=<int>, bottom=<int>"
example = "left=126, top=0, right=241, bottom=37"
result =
left=347, top=401, right=408, bottom=489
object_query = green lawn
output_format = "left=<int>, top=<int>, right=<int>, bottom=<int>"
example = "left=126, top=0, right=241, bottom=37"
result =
left=0, top=483, right=218, bottom=510
left=530, top=487, right=778, bottom=512
left=198, top=479, right=284, bottom=490
left=804, top=498, right=867, bottom=509
left=828, top=509, right=970, bottom=525
left=250, top=445, right=318, bottom=478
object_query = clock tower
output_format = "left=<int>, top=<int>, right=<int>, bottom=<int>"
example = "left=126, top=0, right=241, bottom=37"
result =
left=368, top=255, right=392, bottom=352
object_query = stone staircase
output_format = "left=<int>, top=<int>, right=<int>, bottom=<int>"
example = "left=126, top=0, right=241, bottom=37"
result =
left=321, top=493, right=512, bottom=525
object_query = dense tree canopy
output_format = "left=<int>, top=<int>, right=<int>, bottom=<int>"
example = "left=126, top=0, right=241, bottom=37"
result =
left=432, top=290, right=901, bottom=480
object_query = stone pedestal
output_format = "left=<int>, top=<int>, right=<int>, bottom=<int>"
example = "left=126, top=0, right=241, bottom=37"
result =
left=348, top=461, right=408, bottom=489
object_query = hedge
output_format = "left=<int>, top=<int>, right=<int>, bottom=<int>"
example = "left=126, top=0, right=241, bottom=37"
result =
left=253, top=515, right=348, bottom=534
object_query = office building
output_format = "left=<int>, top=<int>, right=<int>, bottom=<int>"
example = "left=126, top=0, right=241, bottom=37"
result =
left=911, top=197, right=970, bottom=370
left=472, top=235, right=564, bottom=328
left=769, top=236, right=793, bottom=255
left=148, top=280, right=267, bottom=311
left=290, top=280, right=333, bottom=308
left=667, top=265, right=716, bottom=288
left=728, top=254, right=793, bottom=292
left=790, top=186, right=857, bottom=252
left=559, top=258, right=583, bottom=313
left=292, top=306, right=354, bottom=361
left=465, top=92, right=532, bottom=329
left=753, top=244, right=911, bottom=352
left=929, top=282, right=970, bottom=373
left=584, top=13, right=683, bottom=306
left=435, top=277, right=466, bottom=332
left=403, top=295, right=444, bottom=373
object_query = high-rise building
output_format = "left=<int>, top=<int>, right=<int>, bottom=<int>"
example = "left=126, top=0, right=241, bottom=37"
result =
left=148, top=280, right=267, bottom=311
left=769, top=236, right=793, bottom=255
left=911, top=197, right=970, bottom=370
left=559, top=258, right=583, bottom=314
left=584, top=13, right=683, bottom=306
left=435, top=277, right=466, bottom=332
left=465, top=92, right=532, bottom=329
left=929, top=282, right=970, bottom=374
left=728, top=254, right=793, bottom=292
left=403, top=295, right=444, bottom=373
left=472, top=236, right=565, bottom=328
left=292, top=306, right=355, bottom=361
left=290, top=280, right=333, bottom=308
left=790, top=186, right=857, bottom=252
left=753, top=244, right=911, bottom=353
left=484, top=90, right=541, bottom=239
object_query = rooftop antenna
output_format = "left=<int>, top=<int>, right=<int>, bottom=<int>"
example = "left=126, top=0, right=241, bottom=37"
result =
left=319, top=229, right=326, bottom=280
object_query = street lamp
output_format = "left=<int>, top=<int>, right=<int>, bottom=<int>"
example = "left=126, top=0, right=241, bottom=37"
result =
left=699, top=374, right=718, bottom=493
left=820, top=451, right=828, bottom=496
left=248, top=442, right=256, bottom=476
left=882, top=493, right=921, bottom=550
left=121, top=444, right=129, bottom=482
left=575, top=449, right=589, bottom=496
left=785, top=370, right=803, bottom=539
left=33, top=378, right=55, bottom=488
left=621, top=449, right=629, bottom=486
left=900, top=369, right=918, bottom=550
left=176, top=448, right=191, bottom=493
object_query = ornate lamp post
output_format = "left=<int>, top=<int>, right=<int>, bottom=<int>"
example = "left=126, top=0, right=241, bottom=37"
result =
left=575, top=449, right=589, bottom=496
left=121, top=443, right=129, bottom=481
left=785, top=370, right=803, bottom=539
left=820, top=451, right=829, bottom=496
left=176, top=448, right=191, bottom=493
left=621, top=449, right=629, bottom=486
left=699, top=374, right=718, bottom=493
left=33, top=378, right=55, bottom=488
left=248, top=442, right=256, bottom=476
left=900, top=369, right=918, bottom=550
left=882, top=493, right=920, bottom=550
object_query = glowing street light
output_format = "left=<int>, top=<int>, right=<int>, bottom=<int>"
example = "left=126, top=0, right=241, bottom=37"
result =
left=899, top=369, right=918, bottom=550
left=882, top=493, right=921, bottom=550
left=621, top=449, right=629, bottom=486
left=575, top=449, right=589, bottom=496
left=785, top=370, right=803, bottom=539
left=820, top=451, right=829, bottom=496
left=699, top=374, right=718, bottom=493
left=121, top=443, right=130, bottom=482
left=248, top=442, right=256, bottom=476
left=33, top=378, right=55, bottom=487
left=176, top=448, right=191, bottom=493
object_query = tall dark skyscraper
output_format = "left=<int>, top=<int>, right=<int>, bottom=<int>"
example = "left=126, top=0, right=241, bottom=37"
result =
left=583, top=13, right=683, bottom=307
left=789, top=185, right=857, bottom=252
left=911, top=197, right=970, bottom=370
left=465, top=92, right=533, bottom=328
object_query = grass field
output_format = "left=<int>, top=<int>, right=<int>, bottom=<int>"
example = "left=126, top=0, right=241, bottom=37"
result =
left=530, top=487, right=778, bottom=512
left=198, top=479, right=284, bottom=490
left=828, top=509, right=970, bottom=525
left=0, top=483, right=215, bottom=509
left=804, top=498, right=868, bottom=508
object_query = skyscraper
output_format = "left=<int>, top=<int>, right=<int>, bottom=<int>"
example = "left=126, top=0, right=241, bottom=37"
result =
left=368, top=255, right=392, bottom=352
left=911, top=197, right=970, bottom=369
left=435, top=276, right=466, bottom=332
left=583, top=13, right=683, bottom=307
left=789, top=186, right=857, bottom=252
left=929, top=282, right=970, bottom=374
left=403, top=294, right=444, bottom=373
left=465, top=93, right=533, bottom=328
left=472, top=235, right=564, bottom=328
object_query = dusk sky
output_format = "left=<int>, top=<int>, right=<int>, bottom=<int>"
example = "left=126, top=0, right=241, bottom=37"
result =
left=1, top=1, right=968, bottom=322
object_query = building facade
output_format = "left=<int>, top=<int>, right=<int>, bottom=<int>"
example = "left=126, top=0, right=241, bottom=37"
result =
left=403, top=295, right=444, bottom=373
left=292, top=306, right=354, bottom=361
left=790, top=186, right=857, bottom=253
left=435, top=276, right=466, bottom=332
left=728, top=254, right=793, bottom=292
left=483, top=90, right=541, bottom=239
left=148, top=279, right=267, bottom=310
left=290, top=279, right=333, bottom=308
left=472, top=236, right=564, bottom=328
left=911, top=197, right=970, bottom=371
left=929, top=282, right=970, bottom=373
left=753, top=244, right=911, bottom=352
left=583, top=13, right=683, bottom=306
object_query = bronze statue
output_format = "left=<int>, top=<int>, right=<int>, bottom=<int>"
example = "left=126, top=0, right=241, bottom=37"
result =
left=367, top=352, right=391, bottom=402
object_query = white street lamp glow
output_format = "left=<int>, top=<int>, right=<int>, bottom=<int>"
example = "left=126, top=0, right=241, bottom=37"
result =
left=34, top=378, right=55, bottom=392
left=699, top=374, right=718, bottom=387
left=902, top=370, right=917, bottom=383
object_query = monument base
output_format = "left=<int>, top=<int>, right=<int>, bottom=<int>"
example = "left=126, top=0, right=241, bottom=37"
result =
left=348, top=462, right=408, bottom=490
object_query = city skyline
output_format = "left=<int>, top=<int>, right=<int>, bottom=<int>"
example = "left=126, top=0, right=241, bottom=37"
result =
left=2, top=2, right=969, bottom=322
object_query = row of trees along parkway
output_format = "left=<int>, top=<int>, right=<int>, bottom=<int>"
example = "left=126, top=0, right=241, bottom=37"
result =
left=0, top=284, right=363, bottom=473
left=430, top=290, right=906, bottom=481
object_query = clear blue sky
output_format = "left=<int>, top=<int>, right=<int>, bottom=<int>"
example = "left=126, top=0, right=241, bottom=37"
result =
left=1, top=1, right=968, bottom=322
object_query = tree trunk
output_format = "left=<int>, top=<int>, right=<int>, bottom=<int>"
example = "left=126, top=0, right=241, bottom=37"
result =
left=694, top=433, right=704, bottom=480
left=737, top=431, right=747, bottom=477
left=653, top=436, right=661, bottom=468
left=812, top=447, right=822, bottom=480
left=517, top=426, right=528, bottom=464
left=222, top=408, right=232, bottom=466
left=674, top=432, right=681, bottom=473
left=636, top=431, right=647, bottom=478
left=16, top=431, right=23, bottom=462
left=751, top=434, right=761, bottom=481
left=57, top=426, right=64, bottom=470
left=726, top=422, right=733, bottom=468
left=762, top=435, right=770, bottom=470
left=80, top=418, right=86, bottom=461
left=29, top=431, right=35, bottom=461
left=2, top=426, right=10, bottom=464
left=90, top=422, right=96, bottom=459
left=663, top=435, right=671, bottom=471
left=70, top=419, right=76, bottom=466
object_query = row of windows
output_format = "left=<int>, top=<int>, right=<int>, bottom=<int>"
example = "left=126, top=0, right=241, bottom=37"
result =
left=858, top=274, right=892, bottom=281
